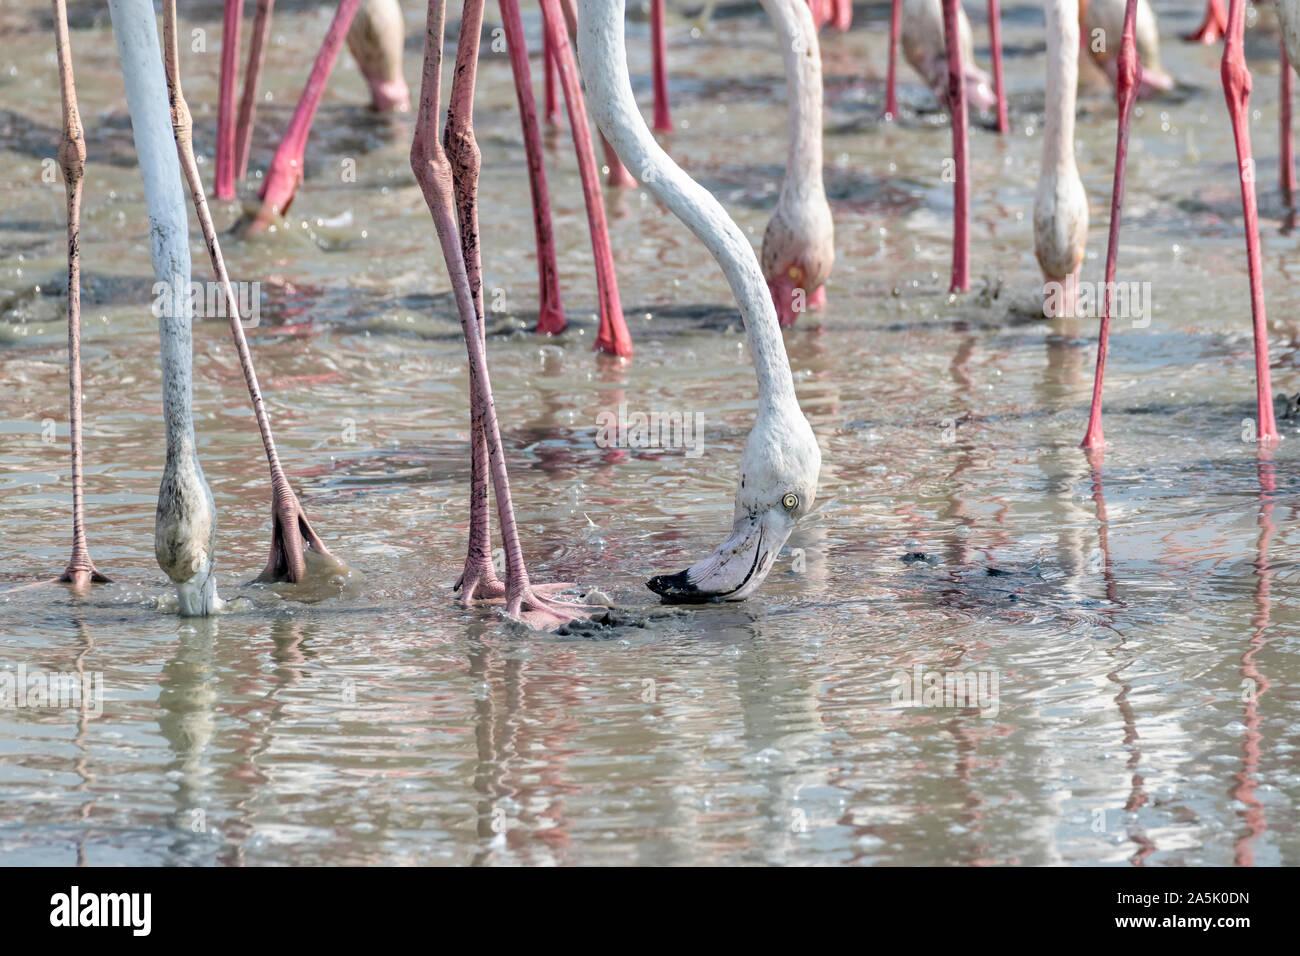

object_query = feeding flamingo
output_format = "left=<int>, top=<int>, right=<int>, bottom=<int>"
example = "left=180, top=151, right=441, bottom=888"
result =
left=1035, top=0, right=1088, bottom=317
left=1080, top=0, right=1278, bottom=448
left=578, top=0, right=822, bottom=601
left=102, top=0, right=223, bottom=612
left=760, top=0, right=835, bottom=327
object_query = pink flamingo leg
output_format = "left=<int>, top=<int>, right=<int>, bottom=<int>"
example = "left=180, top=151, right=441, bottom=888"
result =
left=254, top=0, right=364, bottom=227
left=543, top=23, right=560, bottom=126
left=52, top=0, right=109, bottom=588
left=1082, top=0, right=1141, bottom=450
left=551, top=0, right=631, bottom=187
left=1185, top=0, right=1227, bottom=44
left=499, top=0, right=566, bottom=336
left=651, top=0, right=673, bottom=132
left=831, top=0, right=852, bottom=30
left=1222, top=0, right=1279, bottom=443
left=885, top=0, right=900, bottom=119
left=215, top=0, right=242, bottom=199
left=443, top=0, right=505, bottom=601
left=539, top=0, right=633, bottom=356
left=941, top=0, right=970, bottom=292
left=1281, top=36, right=1296, bottom=228
left=986, top=0, right=1008, bottom=134
left=234, top=0, right=274, bottom=183
left=601, top=132, right=637, bottom=187
left=411, top=0, right=592, bottom=627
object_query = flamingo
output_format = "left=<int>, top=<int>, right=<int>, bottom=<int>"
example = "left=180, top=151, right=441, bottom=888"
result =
left=1035, top=0, right=1088, bottom=318
left=103, top=0, right=222, bottom=613
left=578, top=0, right=822, bottom=601
left=1081, top=0, right=1278, bottom=447
left=760, top=0, right=835, bottom=328
left=1081, top=0, right=1175, bottom=98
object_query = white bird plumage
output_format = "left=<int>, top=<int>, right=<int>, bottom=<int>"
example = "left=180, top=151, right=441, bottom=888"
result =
left=577, top=0, right=821, bottom=602
left=759, top=0, right=834, bottom=327
left=1035, top=0, right=1089, bottom=315
left=108, top=0, right=222, bottom=614
left=900, top=0, right=997, bottom=113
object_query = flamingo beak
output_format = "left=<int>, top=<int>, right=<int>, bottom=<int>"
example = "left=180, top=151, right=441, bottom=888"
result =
left=647, top=509, right=794, bottom=603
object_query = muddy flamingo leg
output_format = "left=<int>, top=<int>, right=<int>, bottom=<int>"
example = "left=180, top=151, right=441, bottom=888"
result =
left=499, top=0, right=566, bottom=336
left=540, top=0, right=633, bottom=356
left=830, top=0, right=852, bottom=30
left=410, top=0, right=593, bottom=627
left=543, top=21, right=560, bottom=126
left=941, top=0, right=969, bottom=292
left=161, top=0, right=336, bottom=582
left=1185, top=0, right=1227, bottom=44
left=253, top=0, right=364, bottom=226
left=987, top=0, right=1008, bottom=133
left=1222, top=0, right=1279, bottom=443
left=215, top=0, right=241, bottom=199
left=1081, top=0, right=1140, bottom=449
left=234, top=0, right=274, bottom=182
left=651, top=0, right=673, bottom=132
left=52, top=0, right=109, bottom=587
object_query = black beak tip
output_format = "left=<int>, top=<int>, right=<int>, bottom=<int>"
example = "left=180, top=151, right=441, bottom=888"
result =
left=646, top=569, right=707, bottom=604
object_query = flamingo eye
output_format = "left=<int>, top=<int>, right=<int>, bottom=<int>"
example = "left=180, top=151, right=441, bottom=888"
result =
left=782, top=493, right=799, bottom=511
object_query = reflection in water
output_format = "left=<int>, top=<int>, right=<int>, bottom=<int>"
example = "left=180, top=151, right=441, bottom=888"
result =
left=1235, top=450, right=1275, bottom=867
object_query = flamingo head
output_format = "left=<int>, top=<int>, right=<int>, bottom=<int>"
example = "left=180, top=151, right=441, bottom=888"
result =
left=155, top=454, right=224, bottom=616
left=648, top=404, right=820, bottom=602
left=761, top=206, right=835, bottom=328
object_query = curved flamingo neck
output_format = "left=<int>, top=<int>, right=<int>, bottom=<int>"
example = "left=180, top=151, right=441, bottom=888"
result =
left=577, top=0, right=797, bottom=413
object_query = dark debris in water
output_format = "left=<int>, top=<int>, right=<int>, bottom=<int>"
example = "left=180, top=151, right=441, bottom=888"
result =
left=553, top=604, right=689, bottom=639
left=900, top=551, right=940, bottom=567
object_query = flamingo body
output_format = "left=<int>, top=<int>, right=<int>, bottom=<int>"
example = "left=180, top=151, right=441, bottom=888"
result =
left=900, top=0, right=997, bottom=113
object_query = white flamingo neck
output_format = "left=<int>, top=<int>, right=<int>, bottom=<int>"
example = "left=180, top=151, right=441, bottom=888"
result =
left=762, top=0, right=825, bottom=203
left=108, top=0, right=199, bottom=460
left=1043, top=0, right=1080, bottom=174
left=577, top=1, right=797, bottom=412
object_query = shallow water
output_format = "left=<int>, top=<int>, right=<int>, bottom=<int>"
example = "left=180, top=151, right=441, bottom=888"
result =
left=2, top=1, right=1299, bottom=865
